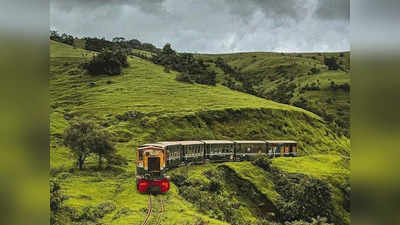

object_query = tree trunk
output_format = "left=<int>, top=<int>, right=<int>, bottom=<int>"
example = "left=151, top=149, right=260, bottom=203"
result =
left=78, top=155, right=85, bottom=170
left=98, top=155, right=103, bottom=169
left=78, top=159, right=83, bottom=170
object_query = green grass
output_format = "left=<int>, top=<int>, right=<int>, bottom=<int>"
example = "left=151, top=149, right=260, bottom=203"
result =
left=51, top=53, right=316, bottom=118
left=197, top=51, right=351, bottom=137
left=50, top=40, right=95, bottom=58
left=50, top=41, right=350, bottom=225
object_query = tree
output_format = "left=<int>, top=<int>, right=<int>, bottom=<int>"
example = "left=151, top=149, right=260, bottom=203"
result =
left=89, top=129, right=116, bottom=168
left=162, top=43, right=175, bottom=55
left=83, top=47, right=129, bottom=76
left=63, top=120, right=116, bottom=169
left=112, top=37, right=125, bottom=43
left=324, top=57, right=341, bottom=70
left=50, top=30, right=60, bottom=42
left=50, top=31, right=74, bottom=45
left=176, top=72, right=194, bottom=83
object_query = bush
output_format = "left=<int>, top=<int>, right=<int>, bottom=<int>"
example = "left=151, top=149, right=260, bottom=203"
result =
left=330, top=81, right=350, bottom=92
left=276, top=176, right=334, bottom=223
left=324, top=57, right=341, bottom=70
left=50, top=180, right=66, bottom=224
left=50, top=180, right=65, bottom=212
left=83, top=48, right=129, bottom=76
left=153, top=44, right=216, bottom=85
left=176, top=72, right=194, bottom=83
left=252, top=155, right=272, bottom=171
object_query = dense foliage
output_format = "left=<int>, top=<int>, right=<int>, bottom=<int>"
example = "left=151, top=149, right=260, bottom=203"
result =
left=83, top=48, right=129, bottom=75
left=152, top=44, right=217, bottom=85
left=324, top=57, right=342, bottom=71
left=50, top=180, right=66, bottom=224
left=171, top=157, right=338, bottom=225
left=85, top=36, right=160, bottom=53
left=83, top=37, right=115, bottom=52
left=216, top=57, right=258, bottom=95
left=172, top=166, right=274, bottom=225
left=252, top=156, right=336, bottom=224
left=267, top=82, right=297, bottom=104
left=50, top=30, right=74, bottom=45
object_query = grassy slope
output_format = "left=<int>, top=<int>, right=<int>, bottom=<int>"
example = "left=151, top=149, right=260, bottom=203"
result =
left=169, top=154, right=349, bottom=224
left=50, top=41, right=350, bottom=225
left=197, top=52, right=351, bottom=136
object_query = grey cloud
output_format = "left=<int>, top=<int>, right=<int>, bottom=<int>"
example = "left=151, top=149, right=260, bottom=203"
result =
left=226, top=0, right=309, bottom=23
left=50, top=0, right=349, bottom=53
left=51, top=0, right=167, bottom=13
left=315, top=0, right=350, bottom=21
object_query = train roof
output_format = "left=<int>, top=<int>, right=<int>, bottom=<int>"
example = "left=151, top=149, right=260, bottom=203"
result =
left=234, top=140, right=266, bottom=144
left=141, top=143, right=164, bottom=147
left=201, top=140, right=234, bottom=144
left=175, top=141, right=204, bottom=145
left=265, top=140, right=297, bottom=144
left=156, top=141, right=181, bottom=146
left=137, top=145, right=164, bottom=150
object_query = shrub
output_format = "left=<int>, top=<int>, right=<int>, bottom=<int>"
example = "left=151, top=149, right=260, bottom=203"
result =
left=276, top=176, right=334, bottom=222
left=324, top=57, right=341, bottom=70
left=330, top=81, right=350, bottom=92
left=50, top=180, right=65, bottom=212
left=50, top=180, right=66, bottom=224
left=176, top=72, right=194, bottom=83
left=83, top=48, right=129, bottom=76
left=252, top=155, right=272, bottom=171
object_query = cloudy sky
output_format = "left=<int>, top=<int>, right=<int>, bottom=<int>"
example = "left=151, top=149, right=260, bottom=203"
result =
left=50, top=0, right=349, bottom=53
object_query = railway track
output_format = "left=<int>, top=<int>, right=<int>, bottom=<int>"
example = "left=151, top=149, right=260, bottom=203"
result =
left=141, top=194, right=152, bottom=225
left=140, top=194, right=165, bottom=225
left=155, top=197, right=165, bottom=225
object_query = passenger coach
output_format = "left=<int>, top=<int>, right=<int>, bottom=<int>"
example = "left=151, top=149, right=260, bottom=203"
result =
left=202, top=140, right=235, bottom=161
left=136, top=139, right=298, bottom=193
left=234, top=140, right=267, bottom=161
left=266, top=140, right=297, bottom=157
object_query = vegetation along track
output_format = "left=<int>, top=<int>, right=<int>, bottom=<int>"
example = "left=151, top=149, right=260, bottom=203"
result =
left=140, top=194, right=165, bottom=225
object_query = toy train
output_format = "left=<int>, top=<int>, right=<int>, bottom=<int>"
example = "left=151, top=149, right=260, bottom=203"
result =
left=136, top=140, right=297, bottom=193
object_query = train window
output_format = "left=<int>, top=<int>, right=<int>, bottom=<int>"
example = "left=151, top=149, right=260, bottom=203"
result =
left=139, top=151, right=143, bottom=160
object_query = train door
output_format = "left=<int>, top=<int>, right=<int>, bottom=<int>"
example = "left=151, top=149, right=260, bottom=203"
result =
left=280, top=144, right=284, bottom=156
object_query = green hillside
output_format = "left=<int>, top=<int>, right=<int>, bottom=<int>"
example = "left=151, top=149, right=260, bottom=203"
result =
left=50, top=41, right=350, bottom=225
left=197, top=52, right=351, bottom=137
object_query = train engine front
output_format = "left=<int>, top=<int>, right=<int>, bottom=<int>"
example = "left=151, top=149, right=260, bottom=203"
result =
left=136, top=145, right=170, bottom=193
